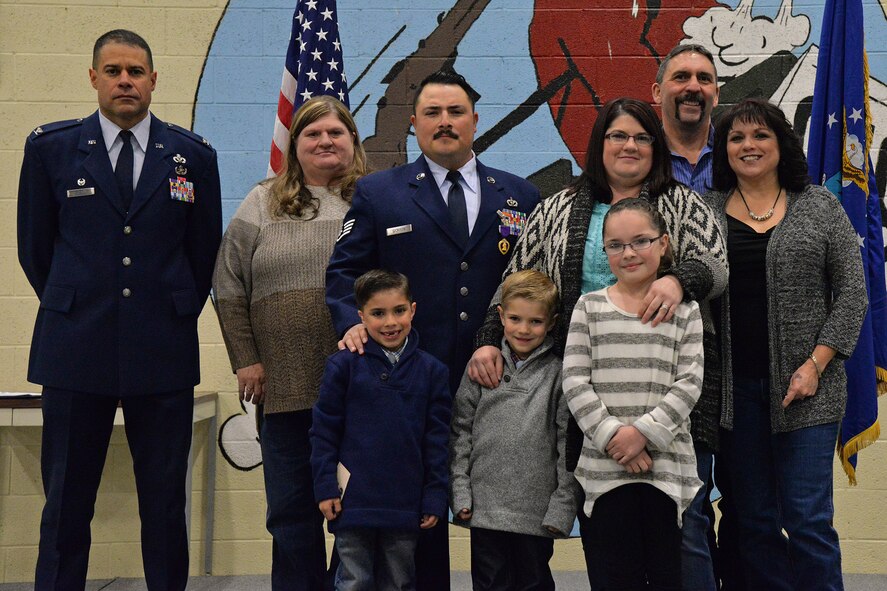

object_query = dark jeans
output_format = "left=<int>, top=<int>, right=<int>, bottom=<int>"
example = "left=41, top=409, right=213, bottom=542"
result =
left=681, top=442, right=717, bottom=590
left=712, top=452, right=745, bottom=591
left=721, top=377, right=843, bottom=591
left=587, top=484, right=682, bottom=591
left=470, top=528, right=554, bottom=591
left=335, top=528, right=419, bottom=591
left=260, top=408, right=327, bottom=591
left=36, top=388, right=192, bottom=591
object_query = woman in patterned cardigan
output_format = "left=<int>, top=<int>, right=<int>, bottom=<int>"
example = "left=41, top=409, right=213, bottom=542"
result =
left=212, top=96, right=368, bottom=591
left=468, top=97, right=727, bottom=589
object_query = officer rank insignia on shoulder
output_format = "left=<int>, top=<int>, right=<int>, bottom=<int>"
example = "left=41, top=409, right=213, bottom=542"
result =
left=30, top=118, right=82, bottom=139
left=170, top=176, right=195, bottom=203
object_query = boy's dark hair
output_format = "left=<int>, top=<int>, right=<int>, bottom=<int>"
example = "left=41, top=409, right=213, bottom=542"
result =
left=500, top=270, right=559, bottom=319
left=354, top=269, right=412, bottom=309
left=603, top=197, right=675, bottom=275
left=412, top=69, right=481, bottom=112
left=93, top=29, right=154, bottom=70
left=711, top=97, right=810, bottom=193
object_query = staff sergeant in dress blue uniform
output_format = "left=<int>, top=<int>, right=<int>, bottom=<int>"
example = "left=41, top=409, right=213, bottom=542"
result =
left=325, top=69, right=541, bottom=591
left=17, top=29, right=222, bottom=591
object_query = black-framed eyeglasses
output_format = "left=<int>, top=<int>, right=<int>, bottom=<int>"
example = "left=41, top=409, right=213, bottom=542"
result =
left=604, top=131, right=655, bottom=146
left=603, top=235, right=663, bottom=255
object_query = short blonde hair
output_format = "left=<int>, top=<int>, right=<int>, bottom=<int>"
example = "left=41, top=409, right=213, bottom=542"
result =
left=500, top=270, right=559, bottom=319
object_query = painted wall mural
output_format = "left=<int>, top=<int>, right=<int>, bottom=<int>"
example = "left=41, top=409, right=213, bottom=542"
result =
left=194, top=0, right=887, bottom=470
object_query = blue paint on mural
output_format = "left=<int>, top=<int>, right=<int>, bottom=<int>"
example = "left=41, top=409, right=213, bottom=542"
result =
left=194, top=0, right=887, bottom=226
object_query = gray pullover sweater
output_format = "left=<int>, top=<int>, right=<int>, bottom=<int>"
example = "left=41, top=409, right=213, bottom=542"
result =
left=449, top=337, right=581, bottom=538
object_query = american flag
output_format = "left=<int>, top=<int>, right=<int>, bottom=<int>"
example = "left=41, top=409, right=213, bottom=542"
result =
left=269, top=0, right=350, bottom=176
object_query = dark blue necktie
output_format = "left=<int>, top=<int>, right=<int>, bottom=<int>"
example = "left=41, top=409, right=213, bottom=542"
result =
left=446, top=170, right=469, bottom=246
left=115, top=130, right=134, bottom=211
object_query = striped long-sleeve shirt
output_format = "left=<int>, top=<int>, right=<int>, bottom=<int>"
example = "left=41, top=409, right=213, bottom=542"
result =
left=562, top=288, right=704, bottom=525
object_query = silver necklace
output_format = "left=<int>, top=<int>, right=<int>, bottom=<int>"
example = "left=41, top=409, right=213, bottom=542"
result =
left=737, top=186, right=781, bottom=222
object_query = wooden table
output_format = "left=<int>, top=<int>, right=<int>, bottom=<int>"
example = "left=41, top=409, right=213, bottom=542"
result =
left=0, top=391, right=219, bottom=574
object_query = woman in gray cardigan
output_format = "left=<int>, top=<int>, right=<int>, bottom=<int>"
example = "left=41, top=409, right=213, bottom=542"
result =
left=708, top=98, right=867, bottom=591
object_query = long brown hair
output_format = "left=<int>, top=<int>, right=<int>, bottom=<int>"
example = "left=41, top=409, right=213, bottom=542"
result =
left=267, top=96, right=368, bottom=219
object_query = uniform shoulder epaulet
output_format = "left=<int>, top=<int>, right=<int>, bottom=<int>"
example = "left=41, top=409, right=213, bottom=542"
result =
left=29, top=118, right=83, bottom=139
left=165, top=121, right=213, bottom=150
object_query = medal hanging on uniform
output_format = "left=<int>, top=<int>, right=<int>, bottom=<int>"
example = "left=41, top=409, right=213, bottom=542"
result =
left=497, top=206, right=527, bottom=255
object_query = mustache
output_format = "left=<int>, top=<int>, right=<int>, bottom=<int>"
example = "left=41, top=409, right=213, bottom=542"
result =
left=433, top=129, right=458, bottom=140
left=676, top=92, right=704, bottom=105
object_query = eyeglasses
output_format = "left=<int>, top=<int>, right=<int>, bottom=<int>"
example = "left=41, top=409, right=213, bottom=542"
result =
left=603, top=235, right=663, bottom=255
left=604, top=132, right=655, bottom=146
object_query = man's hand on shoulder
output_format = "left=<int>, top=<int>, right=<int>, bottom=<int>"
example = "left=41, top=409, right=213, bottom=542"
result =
left=338, top=323, right=368, bottom=354
left=467, top=346, right=503, bottom=388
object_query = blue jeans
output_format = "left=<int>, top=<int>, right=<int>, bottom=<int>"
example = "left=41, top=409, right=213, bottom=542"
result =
left=335, top=528, right=419, bottom=591
left=261, top=409, right=327, bottom=591
left=722, top=377, right=843, bottom=591
left=681, top=441, right=717, bottom=591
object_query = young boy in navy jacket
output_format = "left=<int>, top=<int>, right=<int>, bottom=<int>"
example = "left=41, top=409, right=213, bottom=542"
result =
left=311, top=269, right=451, bottom=590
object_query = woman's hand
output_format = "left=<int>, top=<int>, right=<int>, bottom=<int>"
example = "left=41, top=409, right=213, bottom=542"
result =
left=783, top=360, right=820, bottom=408
left=606, top=425, right=649, bottom=464
left=456, top=508, right=473, bottom=521
left=236, top=362, right=266, bottom=404
left=467, top=346, right=504, bottom=388
left=640, top=275, right=683, bottom=327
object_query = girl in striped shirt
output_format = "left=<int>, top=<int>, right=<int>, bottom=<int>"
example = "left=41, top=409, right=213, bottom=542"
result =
left=563, top=198, right=704, bottom=590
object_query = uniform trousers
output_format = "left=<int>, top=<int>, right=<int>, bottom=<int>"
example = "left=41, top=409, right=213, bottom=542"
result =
left=35, top=387, right=193, bottom=591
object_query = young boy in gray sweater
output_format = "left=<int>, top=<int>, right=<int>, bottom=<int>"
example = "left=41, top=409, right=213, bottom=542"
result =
left=449, top=270, right=580, bottom=591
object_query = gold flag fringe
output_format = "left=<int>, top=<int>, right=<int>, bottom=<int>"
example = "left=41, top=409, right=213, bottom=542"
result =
left=838, top=364, right=885, bottom=485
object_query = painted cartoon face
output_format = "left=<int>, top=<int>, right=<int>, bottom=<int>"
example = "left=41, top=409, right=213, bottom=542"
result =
left=726, top=120, right=781, bottom=184
left=358, top=288, right=416, bottom=351
left=603, top=115, right=654, bottom=192
left=90, top=42, right=156, bottom=130
left=296, top=113, right=356, bottom=186
left=498, top=297, right=554, bottom=360
left=411, top=83, right=478, bottom=171
left=653, top=51, right=719, bottom=129
left=681, top=0, right=811, bottom=81
left=603, top=209, right=669, bottom=288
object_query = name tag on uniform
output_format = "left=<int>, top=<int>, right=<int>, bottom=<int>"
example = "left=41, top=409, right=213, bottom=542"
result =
left=386, top=224, right=412, bottom=237
left=66, top=187, right=95, bottom=198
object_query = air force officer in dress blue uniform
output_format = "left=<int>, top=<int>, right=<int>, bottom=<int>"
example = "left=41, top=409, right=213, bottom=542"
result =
left=325, top=70, right=540, bottom=591
left=16, top=30, right=222, bottom=591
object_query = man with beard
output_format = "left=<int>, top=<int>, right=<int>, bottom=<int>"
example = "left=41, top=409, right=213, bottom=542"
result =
left=653, top=43, right=743, bottom=591
left=653, top=43, right=719, bottom=194
left=326, top=69, right=540, bottom=591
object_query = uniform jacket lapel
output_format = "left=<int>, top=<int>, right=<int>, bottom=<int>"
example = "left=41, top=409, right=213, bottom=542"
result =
left=409, top=156, right=464, bottom=248
left=79, top=112, right=126, bottom=217
left=129, top=116, right=173, bottom=218
left=466, top=160, right=505, bottom=253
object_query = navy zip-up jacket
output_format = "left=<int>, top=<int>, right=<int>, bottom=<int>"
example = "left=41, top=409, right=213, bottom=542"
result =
left=310, top=330, right=451, bottom=532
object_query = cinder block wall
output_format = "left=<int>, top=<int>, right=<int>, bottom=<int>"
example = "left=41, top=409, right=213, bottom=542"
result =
left=0, top=0, right=885, bottom=583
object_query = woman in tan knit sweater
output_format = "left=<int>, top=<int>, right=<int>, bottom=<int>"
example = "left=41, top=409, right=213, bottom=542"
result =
left=212, top=96, right=368, bottom=591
